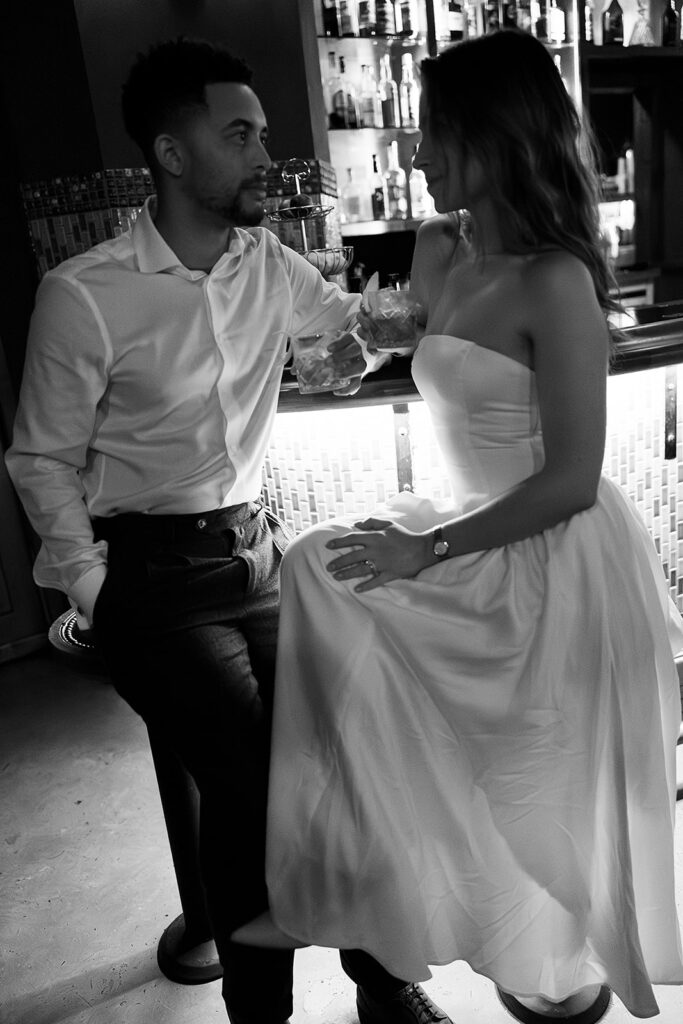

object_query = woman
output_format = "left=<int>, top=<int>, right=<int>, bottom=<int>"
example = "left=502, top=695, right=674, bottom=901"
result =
left=234, top=30, right=683, bottom=1022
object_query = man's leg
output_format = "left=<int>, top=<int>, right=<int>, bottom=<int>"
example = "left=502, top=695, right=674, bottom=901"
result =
left=340, top=950, right=452, bottom=1024
left=92, top=507, right=294, bottom=1022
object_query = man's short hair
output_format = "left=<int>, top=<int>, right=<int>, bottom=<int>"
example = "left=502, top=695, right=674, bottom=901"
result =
left=121, top=37, right=253, bottom=169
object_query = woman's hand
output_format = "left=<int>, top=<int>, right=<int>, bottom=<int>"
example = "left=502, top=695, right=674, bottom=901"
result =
left=325, top=517, right=433, bottom=592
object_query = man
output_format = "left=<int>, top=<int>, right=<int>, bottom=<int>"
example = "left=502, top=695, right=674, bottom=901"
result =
left=6, top=36, right=451, bottom=1024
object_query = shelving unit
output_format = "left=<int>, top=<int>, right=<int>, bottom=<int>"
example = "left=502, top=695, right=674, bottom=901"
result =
left=308, top=0, right=582, bottom=282
left=579, top=26, right=683, bottom=302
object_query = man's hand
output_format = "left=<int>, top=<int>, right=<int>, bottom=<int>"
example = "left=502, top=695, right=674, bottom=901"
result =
left=328, top=331, right=367, bottom=396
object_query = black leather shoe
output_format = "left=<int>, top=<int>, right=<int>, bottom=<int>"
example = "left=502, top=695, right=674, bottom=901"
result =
left=357, top=982, right=453, bottom=1024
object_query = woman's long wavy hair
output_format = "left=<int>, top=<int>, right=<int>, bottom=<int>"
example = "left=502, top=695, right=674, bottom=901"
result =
left=420, top=30, right=619, bottom=318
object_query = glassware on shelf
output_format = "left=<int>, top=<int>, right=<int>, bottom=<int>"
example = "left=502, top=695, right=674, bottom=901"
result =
left=601, top=0, right=624, bottom=45
left=660, top=0, right=679, bottom=46
left=378, top=54, right=400, bottom=128
left=374, top=0, right=397, bottom=33
left=370, top=154, right=386, bottom=220
left=399, top=53, right=420, bottom=128
left=321, top=0, right=342, bottom=37
left=332, top=55, right=360, bottom=128
left=340, top=167, right=370, bottom=222
left=358, top=0, right=377, bottom=35
left=628, top=0, right=656, bottom=44
left=360, top=64, right=383, bottom=128
left=383, top=140, right=408, bottom=220
left=339, top=0, right=360, bottom=36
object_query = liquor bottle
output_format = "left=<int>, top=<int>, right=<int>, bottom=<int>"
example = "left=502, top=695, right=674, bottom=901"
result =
left=400, top=0, right=420, bottom=36
left=465, top=0, right=482, bottom=36
left=321, top=0, right=342, bottom=36
left=433, top=0, right=451, bottom=37
left=399, top=53, right=420, bottom=128
left=383, top=140, right=408, bottom=220
left=378, top=54, right=400, bottom=127
left=601, top=0, right=624, bottom=44
left=548, top=0, right=566, bottom=42
left=340, top=0, right=360, bottom=35
left=370, top=154, right=386, bottom=219
left=502, top=0, right=518, bottom=28
left=661, top=0, right=680, bottom=45
left=360, top=64, right=383, bottom=128
left=516, top=0, right=533, bottom=31
left=375, top=0, right=397, bottom=33
left=484, top=0, right=501, bottom=32
left=333, top=56, right=360, bottom=128
left=532, top=0, right=548, bottom=39
left=554, top=54, right=569, bottom=91
left=409, top=150, right=436, bottom=219
left=341, top=168, right=365, bottom=222
left=584, top=0, right=594, bottom=40
left=358, top=0, right=377, bottom=34
left=448, top=0, right=466, bottom=39
left=326, top=52, right=344, bottom=128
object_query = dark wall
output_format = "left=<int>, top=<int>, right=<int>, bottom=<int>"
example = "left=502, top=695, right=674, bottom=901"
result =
left=0, top=0, right=329, bottom=396
left=73, top=0, right=329, bottom=166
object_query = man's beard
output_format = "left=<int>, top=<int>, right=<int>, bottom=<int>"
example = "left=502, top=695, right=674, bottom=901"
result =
left=201, top=187, right=266, bottom=228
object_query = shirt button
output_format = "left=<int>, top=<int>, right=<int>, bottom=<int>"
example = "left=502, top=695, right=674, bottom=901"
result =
left=196, top=518, right=207, bottom=530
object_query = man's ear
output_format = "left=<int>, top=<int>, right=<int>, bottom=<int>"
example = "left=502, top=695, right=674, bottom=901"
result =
left=153, top=134, right=184, bottom=178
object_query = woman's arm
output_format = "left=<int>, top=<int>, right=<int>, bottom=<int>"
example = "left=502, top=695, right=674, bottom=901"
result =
left=326, top=251, right=611, bottom=590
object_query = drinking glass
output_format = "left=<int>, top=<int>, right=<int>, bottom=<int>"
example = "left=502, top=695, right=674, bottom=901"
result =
left=290, top=330, right=352, bottom=394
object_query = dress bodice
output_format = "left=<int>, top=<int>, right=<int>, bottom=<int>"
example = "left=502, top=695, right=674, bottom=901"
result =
left=412, top=335, right=545, bottom=512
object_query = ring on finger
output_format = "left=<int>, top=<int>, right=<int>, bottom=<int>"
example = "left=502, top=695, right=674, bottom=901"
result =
left=363, top=558, right=379, bottom=577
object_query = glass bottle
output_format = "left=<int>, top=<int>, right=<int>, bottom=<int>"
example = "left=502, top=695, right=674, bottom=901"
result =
left=370, top=154, right=386, bottom=220
left=448, top=0, right=466, bottom=39
left=341, top=168, right=365, bottom=222
left=584, top=0, right=594, bottom=40
left=333, top=56, right=360, bottom=128
left=516, top=0, right=533, bottom=32
left=532, top=0, right=548, bottom=39
left=601, top=0, right=624, bottom=44
left=375, top=0, right=397, bottom=33
left=383, top=140, right=408, bottom=220
left=548, top=0, right=566, bottom=42
left=661, top=0, right=680, bottom=45
left=484, top=0, right=501, bottom=31
left=409, top=149, right=436, bottom=219
left=399, top=53, right=420, bottom=128
left=465, top=0, right=483, bottom=36
left=358, top=0, right=377, bottom=34
left=326, top=52, right=344, bottom=128
left=321, top=0, right=342, bottom=36
left=502, top=0, right=518, bottom=28
left=400, top=0, right=420, bottom=36
left=378, top=54, right=400, bottom=127
left=360, top=64, right=383, bottom=128
left=340, top=0, right=360, bottom=36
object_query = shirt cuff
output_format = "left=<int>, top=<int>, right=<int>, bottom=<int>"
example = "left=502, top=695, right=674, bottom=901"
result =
left=68, top=563, right=108, bottom=627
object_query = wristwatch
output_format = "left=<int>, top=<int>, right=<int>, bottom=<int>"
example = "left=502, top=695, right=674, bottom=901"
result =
left=432, top=525, right=450, bottom=559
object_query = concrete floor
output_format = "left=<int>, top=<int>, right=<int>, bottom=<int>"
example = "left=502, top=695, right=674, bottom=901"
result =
left=2, top=650, right=683, bottom=1024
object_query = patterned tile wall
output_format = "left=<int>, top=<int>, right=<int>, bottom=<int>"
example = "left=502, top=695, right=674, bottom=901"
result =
left=262, top=366, right=683, bottom=612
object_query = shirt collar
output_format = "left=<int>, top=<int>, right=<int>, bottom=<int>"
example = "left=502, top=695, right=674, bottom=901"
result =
left=132, top=196, right=249, bottom=279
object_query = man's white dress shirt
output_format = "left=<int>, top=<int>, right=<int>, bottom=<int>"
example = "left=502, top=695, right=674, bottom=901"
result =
left=6, top=198, right=365, bottom=616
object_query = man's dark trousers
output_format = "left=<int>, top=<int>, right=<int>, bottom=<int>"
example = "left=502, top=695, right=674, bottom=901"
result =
left=92, top=501, right=406, bottom=1022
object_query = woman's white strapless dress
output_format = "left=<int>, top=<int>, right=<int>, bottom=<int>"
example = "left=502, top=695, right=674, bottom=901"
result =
left=267, top=336, right=683, bottom=1017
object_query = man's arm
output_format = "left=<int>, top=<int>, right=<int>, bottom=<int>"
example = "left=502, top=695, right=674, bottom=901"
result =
left=5, top=272, right=111, bottom=622
left=281, top=245, right=391, bottom=382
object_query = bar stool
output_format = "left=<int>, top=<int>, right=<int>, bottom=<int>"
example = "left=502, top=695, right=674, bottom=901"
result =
left=48, top=609, right=222, bottom=985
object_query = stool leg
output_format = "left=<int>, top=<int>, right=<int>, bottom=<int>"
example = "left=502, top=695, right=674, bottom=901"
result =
left=147, top=728, right=223, bottom=984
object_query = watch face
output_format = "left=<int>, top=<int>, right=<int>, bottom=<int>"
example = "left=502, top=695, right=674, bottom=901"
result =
left=434, top=539, right=449, bottom=557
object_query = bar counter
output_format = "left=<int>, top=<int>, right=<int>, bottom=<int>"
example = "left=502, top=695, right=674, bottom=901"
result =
left=277, top=304, right=683, bottom=413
